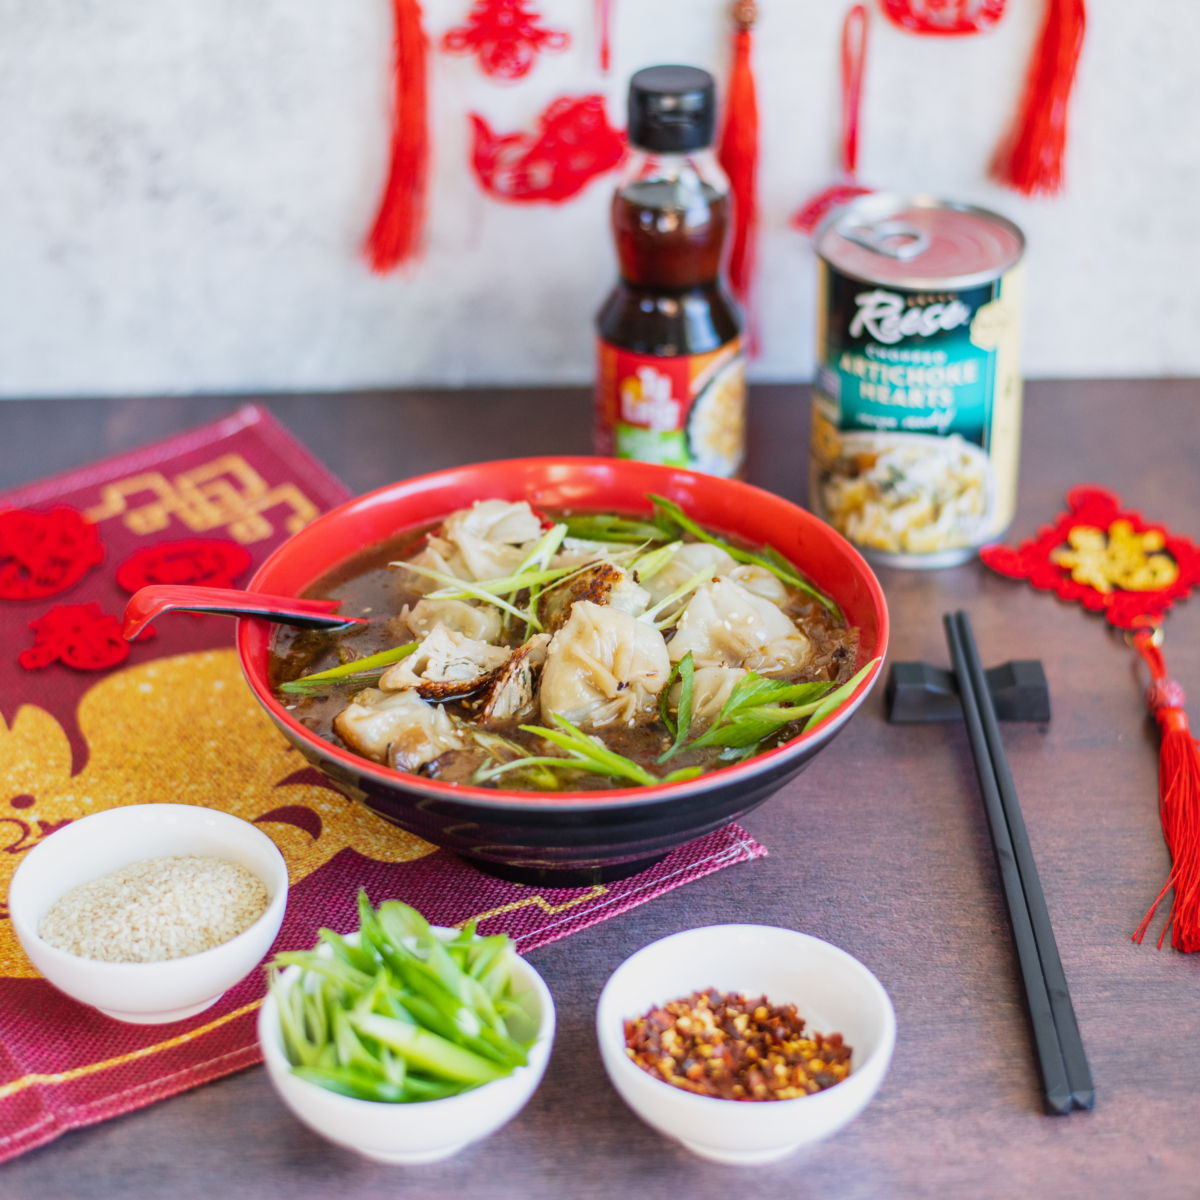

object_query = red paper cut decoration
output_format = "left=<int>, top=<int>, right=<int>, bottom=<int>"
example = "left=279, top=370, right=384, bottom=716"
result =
left=364, top=0, right=431, bottom=272
left=0, top=506, right=105, bottom=601
left=792, top=4, right=873, bottom=236
left=116, top=539, right=253, bottom=593
left=980, top=486, right=1200, bottom=630
left=19, top=603, right=150, bottom=672
left=717, top=0, right=761, bottom=327
left=470, top=95, right=626, bottom=204
left=991, top=0, right=1085, bottom=195
left=880, top=0, right=1006, bottom=35
left=442, top=0, right=569, bottom=81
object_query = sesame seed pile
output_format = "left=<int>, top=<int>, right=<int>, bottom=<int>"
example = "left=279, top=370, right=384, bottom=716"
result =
left=39, top=856, right=269, bottom=963
left=625, top=989, right=852, bottom=1100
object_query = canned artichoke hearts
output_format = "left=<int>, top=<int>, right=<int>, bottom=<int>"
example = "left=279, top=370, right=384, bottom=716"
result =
left=811, top=198, right=1025, bottom=568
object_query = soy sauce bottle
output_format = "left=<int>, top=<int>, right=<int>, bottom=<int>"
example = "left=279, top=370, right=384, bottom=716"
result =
left=595, top=66, right=746, bottom=478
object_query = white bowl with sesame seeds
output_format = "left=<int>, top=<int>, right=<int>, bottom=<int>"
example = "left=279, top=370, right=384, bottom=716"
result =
left=8, top=803, right=289, bottom=1024
left=596, top=925, right=896, bottom=1165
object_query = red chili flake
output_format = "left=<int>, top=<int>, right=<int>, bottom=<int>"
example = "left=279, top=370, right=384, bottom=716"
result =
left=624, top=989, right=852, bottom=1101
left=115, top=539, right=253, bottom=592
left=0, top=506, right=105, bottom=601
left=18, top=603, right=150, bottom=671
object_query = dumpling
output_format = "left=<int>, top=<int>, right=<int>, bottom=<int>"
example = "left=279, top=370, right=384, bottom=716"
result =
left=537, top=560, right=650, bottom=632
left=669, top=666, right=748, bottom=732
left=333, top=688, right=462, bottom=769
left=379, top=623, right=511, bottom=700
left=643, top=542, right=736, bottom=617
left=475, top=633, right=551, bottom=725
left=402, top=598, right=502, bottom=644
left=728, top=564, right=790, bottom=607
left=441, top=500, right=543, bottom=582
left=400, top=536, right=473, bottom=596
left=539, top=600, right=671, bottom=729
left=668, top=577, right=812, bottom=676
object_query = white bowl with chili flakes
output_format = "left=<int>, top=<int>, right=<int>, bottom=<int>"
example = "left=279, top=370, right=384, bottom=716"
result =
left=596, top=925, right=895, bottom=1165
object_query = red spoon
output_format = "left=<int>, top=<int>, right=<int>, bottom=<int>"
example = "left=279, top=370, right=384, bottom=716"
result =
left=121, top=586, right=371, bottom=641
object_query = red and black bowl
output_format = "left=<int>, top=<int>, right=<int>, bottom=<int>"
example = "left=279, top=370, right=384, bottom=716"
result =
left=237, top=459, right=889, bottom=885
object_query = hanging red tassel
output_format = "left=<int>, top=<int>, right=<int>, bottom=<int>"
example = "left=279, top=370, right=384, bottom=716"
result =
left=990, top=0, right=1085, bottom=196
left=364, top=0, right=431, bottom=273
left=596, top=0, right=612, bottom=73
left=1132, top=628, right=1200, bottom=952
left=717, top=0, right=759, bottom=329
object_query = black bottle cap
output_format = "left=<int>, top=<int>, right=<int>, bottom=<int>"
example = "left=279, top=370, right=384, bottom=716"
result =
left=627, top=65, right=716, bottom=153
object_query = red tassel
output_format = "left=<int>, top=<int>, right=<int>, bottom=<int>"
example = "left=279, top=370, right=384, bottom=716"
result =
left=364, top=0, right=430, bottom=273
left=991, top=0, right=1085, bottom=196
left=1132, top=629, right=1200, bottom=952
left=596, top=0, right=612, bottom=73
left=717, top=0, right=759, bottom=324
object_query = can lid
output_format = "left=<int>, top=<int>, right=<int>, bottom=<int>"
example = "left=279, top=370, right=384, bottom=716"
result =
left=627, top=65, right=716, bottom=153
left=815, top=195, right=1025, bottom=289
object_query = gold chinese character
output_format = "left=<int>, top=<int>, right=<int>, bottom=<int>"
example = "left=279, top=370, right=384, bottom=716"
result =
left=84, top=454, right=319, bottom=544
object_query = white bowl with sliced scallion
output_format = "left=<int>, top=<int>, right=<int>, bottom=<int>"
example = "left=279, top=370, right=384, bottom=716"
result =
left=257, top=894, right=555, bottom=1164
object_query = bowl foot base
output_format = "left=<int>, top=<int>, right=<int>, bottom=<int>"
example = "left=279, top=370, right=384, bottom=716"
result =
left=355, top=1141, right=470, bottom=1165
left=96, top=995, right=222, bottom=1025
left=459, top=853, right=667, bottom=887
left=676, top=1138, right=802, bottom=1166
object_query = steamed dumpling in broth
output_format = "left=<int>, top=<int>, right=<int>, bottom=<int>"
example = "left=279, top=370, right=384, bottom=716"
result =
left=333, top=688, right=462, bottom=769
left=441, top=500, right=543, bottom=581
left=401, top=597, right=502, bottom=644
left=643, top=542, right=736, bottom=617
left=669, top=577, right=812, bottom=676
left=728, top=564, right=790, bottom=607
left=540, top=600, right=671, bottom=729
left=379, top=624, right=511, bottom=698
left=670, top=666, right=748, bottom=732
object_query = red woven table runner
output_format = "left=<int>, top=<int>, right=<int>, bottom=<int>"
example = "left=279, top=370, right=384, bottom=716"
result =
left=0, top=407, right=766, bottom=1162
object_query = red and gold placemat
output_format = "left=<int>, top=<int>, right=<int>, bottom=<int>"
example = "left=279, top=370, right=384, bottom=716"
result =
left=0, top=407, right=766, bottom=1162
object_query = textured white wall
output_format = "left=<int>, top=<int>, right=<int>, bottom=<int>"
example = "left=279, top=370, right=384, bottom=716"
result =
left=0, top=0, right=1196, bottom=397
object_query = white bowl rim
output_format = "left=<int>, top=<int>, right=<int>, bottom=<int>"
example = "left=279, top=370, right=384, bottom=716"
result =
left=8, top=803, right=289, bottom=972
left=596, top=923, right=897, bottom=1112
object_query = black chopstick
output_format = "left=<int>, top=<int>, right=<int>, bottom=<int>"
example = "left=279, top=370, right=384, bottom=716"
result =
left=954, top=611, right=1095, bottom=1111
left=943, top=613, right=1072, bottom=1116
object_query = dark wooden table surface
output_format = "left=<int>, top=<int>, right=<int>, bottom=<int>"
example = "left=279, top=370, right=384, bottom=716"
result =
left=2, top=380, right=1199, bottom=1200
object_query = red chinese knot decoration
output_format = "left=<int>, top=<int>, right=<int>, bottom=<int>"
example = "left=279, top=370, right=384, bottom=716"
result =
left=980, top=486, right=1200, bottom=630
left=983, top=486, right=1200, bottom=952
left=0, top=506, right=105, bottom=601
left=19, top=603, right=149, bottom=672
left=880, top=0, right=1006, bottom=35
left=442, top=0, right=569, bottom=80
left=470, top=95, right=625, bottom=203
left=116, top=539, right=253, bottom=593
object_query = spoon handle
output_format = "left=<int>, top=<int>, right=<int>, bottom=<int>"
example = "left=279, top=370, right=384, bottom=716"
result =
left=122, top=585, right=370, bottom=640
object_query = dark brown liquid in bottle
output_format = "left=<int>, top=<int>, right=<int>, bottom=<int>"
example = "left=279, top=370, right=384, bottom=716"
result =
left=598, top=178, right=740, bottom=357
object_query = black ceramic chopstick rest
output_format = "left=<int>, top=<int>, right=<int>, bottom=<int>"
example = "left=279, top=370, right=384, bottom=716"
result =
left=886, top=660, right=1050, bottom=724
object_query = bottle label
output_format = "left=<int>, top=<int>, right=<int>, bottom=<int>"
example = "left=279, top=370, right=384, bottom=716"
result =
left=595, top=338, right=746, bottom=477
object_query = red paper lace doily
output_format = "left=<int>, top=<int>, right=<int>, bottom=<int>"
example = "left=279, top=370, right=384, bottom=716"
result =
left=980, top=486, right=1200, bottom=629
left=0, top=506, right=105, bottom=601
left=19, top=603, right=151, bottom=672
left=442, top=0, right=569, bottom=80
left=880, top=0, right=1006, bottom=34
left=115, top=539, right=253, bottom=593
left=470, top=94, right=626, bottom=203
